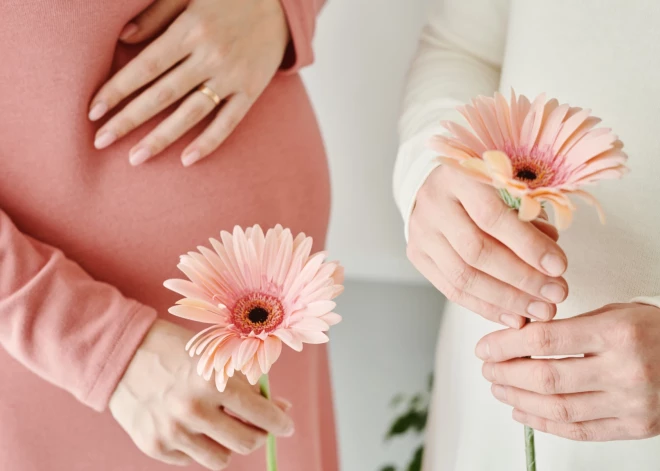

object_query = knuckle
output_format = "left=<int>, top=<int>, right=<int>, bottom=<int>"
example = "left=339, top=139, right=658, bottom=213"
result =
left=459, top=231, right=490, bottom=266
left=162, top=418, right=185, bottom=441
left=141, top=438, right=167, bottom=458
left=628, top=360, right=655, bottom=388
left=443, top=285, right=463, bottom=304
left=549, top=397, right=574, bottom=423
left=147, top=133, right=170, bottom=153
left=475, top=203, right=507, bottom=231
left=183, top=104, right=208, bottom=125
left=534, top=362, right=561, bottom=394
left=567, top=424, right=591, bottom=441
left=217, top=115, right=240, bottom=135
left=154, top=86, right=176, bottom=106
left=171, top=397, right=205, bottom=420
left=141, top=57, right=163, bottom=76
left=525, top=325, right=556, bottom=354
left=448, top=263, right=476, bottom=291
left=405, top=244, right=419, bottom=264
left=114, top=117, right=137, bottom=136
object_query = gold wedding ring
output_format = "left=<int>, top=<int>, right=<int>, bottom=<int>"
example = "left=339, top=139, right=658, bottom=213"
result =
left=198, top=84, right=222, bottom=106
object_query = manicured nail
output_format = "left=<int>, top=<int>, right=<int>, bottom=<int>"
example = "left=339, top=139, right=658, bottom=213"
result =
left=540, top=253, right=566, bottom=277
left=88, top=102, right=108, bottom=121
left=491, top=384, right=507, bottom=402
left=476, top=340, right=490, bottom=360
left=512, top=409, right=527, bottom=423
left=119, top=23, right=139, bottom=40
left=540, top=283, right=566, bottom=303
left=275, top=397, right=293, bottom=412
left=182, top=150, right=201, bottom=167
left=129, top=147, right=151, bottom=166
left=500, top=313, right=523, bottom=329
left=283, top=421, right=295, bottom=437
left=527, top=301, right=552, bottom=321
left=94, top=130, right=116, bottom=149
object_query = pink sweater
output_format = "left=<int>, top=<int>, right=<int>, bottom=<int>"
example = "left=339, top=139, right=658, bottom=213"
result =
left=0, top=1, right=336, bottom=470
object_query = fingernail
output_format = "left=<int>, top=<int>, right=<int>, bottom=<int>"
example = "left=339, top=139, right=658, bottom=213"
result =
left=527, top=301, right=552, bottom=321
left=491, top=384, right=507, bottom=402
left=88, top=102, right=108, bottom=121
left=94, top=130, right=116, bottom=149
left=129, top=147, right=151, bottom=166
left=500, top=313, right=523, bottom=329
left=512, top=409, right=527, bottom=423
left=476, top=340, right=490, bottom=360
left=182, top=150, right=201, bottom=167
left=283, top=421, right=295, bottom=437
left=540, top=253, right=566, bottom=277
left=540, top=283, right=566, bottom=303
left=119, top=23, right=139, bottom=40
left=275, top=397, right=293, bottom=412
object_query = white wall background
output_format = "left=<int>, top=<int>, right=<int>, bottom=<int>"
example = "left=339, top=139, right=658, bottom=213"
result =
left=301, top=1, right=445, bottom=470
left=329, top=280, right=443, bottom=471
left=302, top=0, right=432, bottom=285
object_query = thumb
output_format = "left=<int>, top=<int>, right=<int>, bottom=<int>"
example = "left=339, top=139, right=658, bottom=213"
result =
left=119, top=0, right=188, bottom=43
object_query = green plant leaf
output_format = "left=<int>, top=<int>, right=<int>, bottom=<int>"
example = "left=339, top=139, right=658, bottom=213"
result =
left=427, top=374, right=434, bottom=392
left=386, top=409, right=427, bottom=440
left=380, top=466, right=397, bottom=471
left=406, top=445, right=424, bottom=471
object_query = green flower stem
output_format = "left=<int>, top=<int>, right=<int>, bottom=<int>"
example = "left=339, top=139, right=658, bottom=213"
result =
left=259, top=375, right=277, bottom=471
left=525, top=425, right=536, bottom=471
left=500, top=188, right=537, bottom=471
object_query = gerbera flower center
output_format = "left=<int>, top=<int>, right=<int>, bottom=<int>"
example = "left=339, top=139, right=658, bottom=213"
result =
left=232, top=292, right=284, bottom=335
left=516, top=168, right=537, bottom=181
left=248, top=307, right=269, bottom=324
left=510, top=155, right=555, bottom=189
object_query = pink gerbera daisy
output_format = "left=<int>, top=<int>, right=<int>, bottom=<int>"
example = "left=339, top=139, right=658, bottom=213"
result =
left=164, top=225, right=344, bottom=392
left=429, top=90, right=629, bottom=229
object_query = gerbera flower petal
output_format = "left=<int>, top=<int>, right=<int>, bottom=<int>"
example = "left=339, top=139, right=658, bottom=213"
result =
left=441, top=121, right=487, bottom=156
left=320, top=312, right=343, bottom=326
left=236, top=337, right=261, bottom=370
left=290, top=330, right=329, bottom=344
left=168, top=305, right=230, bottom=325
left=519, top=196, right=542, bottom=222
left=163, top=279, right=214, bottom=304
left=273, top=329, right=303, bottom=352
left=243, top=357, right=264, bottom=385
left=257, top=336, right=282, bottom=375
left=483, top=150, right=513, bottom=178
left=428, top=135, right=476, bottom=161
left=290, top=316, right=330, bottom=332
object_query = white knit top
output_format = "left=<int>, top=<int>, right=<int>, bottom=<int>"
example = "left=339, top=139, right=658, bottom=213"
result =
left=394, top=0, right=660, bottom=312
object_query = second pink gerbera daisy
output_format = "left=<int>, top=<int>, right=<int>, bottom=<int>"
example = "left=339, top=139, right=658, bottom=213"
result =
left=429, top=90, right=629, bottom=229
left=164, top=224, right=344, bottom=392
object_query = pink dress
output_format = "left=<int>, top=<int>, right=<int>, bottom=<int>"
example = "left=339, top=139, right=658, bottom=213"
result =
left=0, top=1, right=337, bottom=470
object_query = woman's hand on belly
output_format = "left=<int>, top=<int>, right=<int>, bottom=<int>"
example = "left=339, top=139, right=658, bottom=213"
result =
left=406, top=165, right=569, bottom=329
left=477, top=303, right=660, bottom=442
left=109, top=319, right=294, bottom=470
left=88, top=0, right=290, bottom=167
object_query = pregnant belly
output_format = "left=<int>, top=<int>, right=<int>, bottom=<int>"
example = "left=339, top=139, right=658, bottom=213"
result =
left=0, top=74, right=330, bottom=315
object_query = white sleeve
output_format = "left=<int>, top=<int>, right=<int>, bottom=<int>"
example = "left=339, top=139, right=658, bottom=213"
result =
left=393, top=0, right=511, bottom=240
left=631, top=296, right=660, bottom=310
